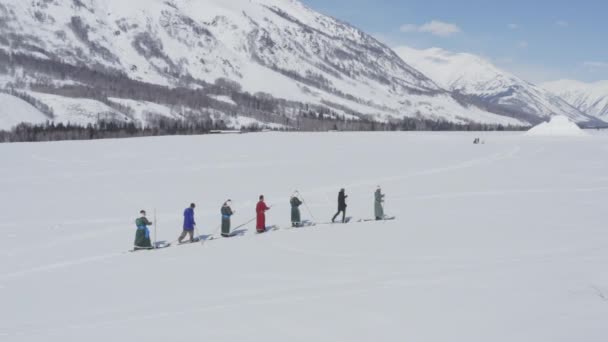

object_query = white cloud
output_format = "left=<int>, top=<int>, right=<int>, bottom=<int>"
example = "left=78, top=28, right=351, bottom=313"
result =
left=508, top=23, right=520, bottom=30
left=419, top=21, right=462, bottom=36
left=517, top=41, right=529, bottom=49
left=583, top=61, right=608, bottom=69
left=556, top=20, right=569, bottom=27
left=400, top=20, right=462, bottom=37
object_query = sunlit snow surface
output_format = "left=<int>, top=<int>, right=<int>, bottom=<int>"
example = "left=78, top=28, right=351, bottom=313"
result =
left=1, top=132, right=608, bottom=341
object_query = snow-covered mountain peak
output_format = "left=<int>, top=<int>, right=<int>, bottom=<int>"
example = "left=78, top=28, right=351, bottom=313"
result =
left=396, top=46, right=523, bottom=95
left=542, top=79, right=608, bottom=119
left=395, top=46, right=599, bottom=124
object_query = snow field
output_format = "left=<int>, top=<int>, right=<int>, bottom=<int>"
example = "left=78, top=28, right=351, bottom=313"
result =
left=1, top=131, right=608, bottom=341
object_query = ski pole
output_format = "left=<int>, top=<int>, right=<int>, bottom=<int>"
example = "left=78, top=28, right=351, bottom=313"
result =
left=201, top=222, right=223, bottom=246
left=382, top=197, right=388, bottom=224
left=297, top=191, right=317, bottom=222
left=154, top=208, right=157, bottom=248
left=195, top=225, right=201, bottom=241
left=201, top=216, right=256, bottom=247
left=233, top=216, right=257, bottom=230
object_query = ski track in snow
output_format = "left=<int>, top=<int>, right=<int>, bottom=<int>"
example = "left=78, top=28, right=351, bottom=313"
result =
left=6, top=267, right=476, bottom=338
left=314, top=146, right=521, bottom=194
left=0, top=252, right=124, bottom=280
left=392, top=185, right=608, bottom=202
left=2, top=132, right=608, bottom=341
left=236, top=145, right=522, bottom=210
left=0, top=158, right=303, bottom=185
left=9, top=241, right=605, bottom=339
left=10, top=282, right=380, bottom=337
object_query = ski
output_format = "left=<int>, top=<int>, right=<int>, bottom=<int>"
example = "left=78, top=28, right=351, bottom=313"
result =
left=357, top=216, right=396, bottom=223
left=177, top=238, right=202, bottom=245
left=256, top=225, right=279, bottom=234
left=207, top=230, right=247, bottom=240
left=129, top=242, right=172, bottom=253
left=287, top=220, right=317, bottom=229
left=316, top=216, right=353, bottom=225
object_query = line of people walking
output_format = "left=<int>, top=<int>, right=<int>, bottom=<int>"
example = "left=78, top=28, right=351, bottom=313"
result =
left=133, top=187, right=387, bottom=250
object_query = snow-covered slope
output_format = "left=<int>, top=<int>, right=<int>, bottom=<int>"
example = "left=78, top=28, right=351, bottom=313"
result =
left=2, top=132, right=608, bottom=341
left=28, top=92, right=132, bottom=125
left=0, top=93, right=48, bottom=130
left=526, top=115, right=588, bottom=137
left=395, top=47, right=600, bottom=125
left=542, top=80, right=608, bottom=120
left=0, top=0, right=526, bottom=127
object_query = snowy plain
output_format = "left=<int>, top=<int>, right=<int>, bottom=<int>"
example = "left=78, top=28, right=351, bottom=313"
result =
left=1, top=131, right=608, bottom=341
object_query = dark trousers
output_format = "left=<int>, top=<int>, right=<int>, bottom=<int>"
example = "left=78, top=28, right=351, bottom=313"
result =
left=222, top=218, right=231, bottom=236
left=332, top=209, right=346, bottom=223
left=178, top=230, right=194, bottom=242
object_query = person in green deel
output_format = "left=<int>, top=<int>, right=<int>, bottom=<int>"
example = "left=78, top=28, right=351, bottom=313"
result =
left=290, top=192, right=303, bottom=227
left=134, top=210, right=153, bottom=250
left=374, top=186, right=385, bottom=220
left=221, top=200, right=234, bottom=238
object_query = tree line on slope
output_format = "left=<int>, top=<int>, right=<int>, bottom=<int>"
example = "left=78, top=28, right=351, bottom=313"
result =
left=0, top=117, right=523, bottom=143
left=0, top=119, right=234, bottom=143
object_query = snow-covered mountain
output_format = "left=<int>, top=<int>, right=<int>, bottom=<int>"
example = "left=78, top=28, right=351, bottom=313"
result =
left=0, top=0, right=530, bottom=130
left=394, top=46, right=602, bottom=126
left=541, top=80, right=608, bottom=121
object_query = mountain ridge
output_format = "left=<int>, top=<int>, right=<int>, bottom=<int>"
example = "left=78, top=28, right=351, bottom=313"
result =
left=542, top=79, right=608, bottom=120
left=394, top=46, right=602, bottom=126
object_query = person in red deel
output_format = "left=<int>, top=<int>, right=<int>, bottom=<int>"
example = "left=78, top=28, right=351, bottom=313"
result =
left=256, top=195, right=270, bottom=233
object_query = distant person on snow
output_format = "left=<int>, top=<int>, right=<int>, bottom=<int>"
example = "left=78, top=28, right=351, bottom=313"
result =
left=375, top=186, right=385, bottom=220
left=134, top=210, right=153, bottom=250
left=290, top=192, right=303, bottom=227
left=256, top=195, right=271, bottom=233
left=332, top=188, right=348, bottom=223
left=221, top=200, right=234, bottom=238
left=179, top=203, right=196, bottom=243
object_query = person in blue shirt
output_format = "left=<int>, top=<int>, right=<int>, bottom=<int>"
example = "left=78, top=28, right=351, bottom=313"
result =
left=179, top=203, right=196, bottom=243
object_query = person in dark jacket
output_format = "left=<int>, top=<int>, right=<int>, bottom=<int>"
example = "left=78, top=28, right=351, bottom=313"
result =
left=256, top=195, right=270, bottom=233
left=179, top=203, right=196, bottom=243
left=375, top=186, right=385, bottom=220
left=290, top=193, right=303, bottom=227
left=134, top=210, right=153, bottom=250
left=332, top=188, right=348, bottom=223
left=221, top=200, right=234, bottom=237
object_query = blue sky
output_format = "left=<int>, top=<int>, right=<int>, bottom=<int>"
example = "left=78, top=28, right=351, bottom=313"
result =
left=300, top=0, right=608, bottom=83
